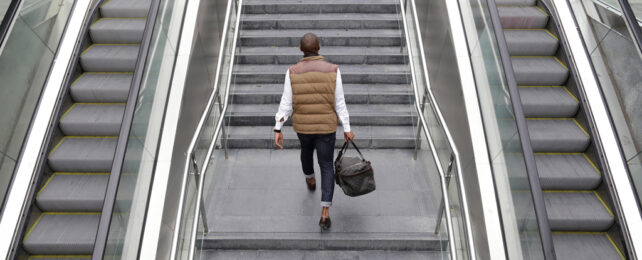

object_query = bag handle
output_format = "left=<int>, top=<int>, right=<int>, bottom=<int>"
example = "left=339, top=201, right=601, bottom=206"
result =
left=336, top=140, right=366, bottom=162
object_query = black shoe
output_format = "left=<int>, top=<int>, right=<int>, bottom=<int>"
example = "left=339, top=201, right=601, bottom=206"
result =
left=319, top=217, right=331, bottom=229
left=306, top=178, right=316, bottom=191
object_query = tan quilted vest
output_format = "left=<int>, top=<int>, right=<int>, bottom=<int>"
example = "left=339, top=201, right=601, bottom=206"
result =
left=289, top=56, right=338, bottom=134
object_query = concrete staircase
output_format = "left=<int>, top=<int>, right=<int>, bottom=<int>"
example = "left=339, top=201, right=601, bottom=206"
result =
left=201, top=0, right=444, bottom=259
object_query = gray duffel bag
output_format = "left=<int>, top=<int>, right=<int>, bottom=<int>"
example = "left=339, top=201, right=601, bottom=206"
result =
left=334, top=140, right=376, bottom=197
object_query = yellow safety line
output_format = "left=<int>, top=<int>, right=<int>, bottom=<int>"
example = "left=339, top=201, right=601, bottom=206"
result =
left=563, top=86, right=579, bottom=103
left=544, top=29, right=559, bottom=41
left=74, top=102, right=127, bottom=105
left=70, top=73, right=86, bottom=87
left=606, top=233, right=626, bottom=260
left=81, top=43, right=141, bottom=56
left=29, top=256, right=91, bottom=259
left=553, top=56, right=569, bottom=70
left=572, top=118, right=591, bottom=137
left=593, top=191, right=614, bottom=217
left=48, top=138, right=67, bottom=157
left=583, top=154, right=602, bottom=175
left=36, top=174, right=57, bottom=197
left=23, top=214, right=45, bottom=242
left=54, top=172, right=110, bottom=175
left=535, top=6, right=549, bottom=16
left=59, top=103, right=78, bottom=121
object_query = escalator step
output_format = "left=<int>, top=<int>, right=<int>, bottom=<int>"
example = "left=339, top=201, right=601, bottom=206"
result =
left=70, top=73, right=132, bottom=103
left=526, top=119, right=590, bottom=152
left=80, top=44, right=139, bottom=72
left=60, top=103, right=125, bottom=136
left=519, top=87, right=578, bottom=117
left=27, top=256, right=90, bottom=260
left=544, top=191, right=614, bottom=231
left=22, top=214, right=100, bottom=255
left=233, top=64, right=410, bottom=84
left=535, top=154, right=601, bottom=190
left=511, top=57, right=569, bottom=86
left=100, top=0, right=152, bottom=18
left=241, top=13, right=401, bottom=30
left=498, top=6, right=549, bottom=29
left=505, top=29, right=558, bottom=56
left=90, top=18, right=146, bottom=44
left=552, top=233, right=623, bottom=260
left=36, top=173, right=108, bottom=212
left=240, top=29, right=402, bottom=47
left=495, top=0, right=536, bottom=5
left=48, top=137, right=117, bottom=172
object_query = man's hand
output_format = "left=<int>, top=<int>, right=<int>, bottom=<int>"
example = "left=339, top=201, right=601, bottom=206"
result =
left=344, top=131, right=355, bottom=142
left=274, top=132, right=284, bottom=149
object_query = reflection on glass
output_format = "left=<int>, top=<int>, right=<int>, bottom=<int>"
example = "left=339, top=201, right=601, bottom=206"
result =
left=568, top=0, right=642, bottom=205
left=0, top=0, right=73, bottom=213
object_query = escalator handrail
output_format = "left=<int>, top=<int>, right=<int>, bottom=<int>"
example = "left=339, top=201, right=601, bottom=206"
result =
left=92, top=0, right=163, bottom=257
left=483, top=0, right=557, bottom=258
left=0, top=0, right=22, bottom=52
left=169, top=0, right=240, bottom=258
left=400, top=0, right=477, bottom=258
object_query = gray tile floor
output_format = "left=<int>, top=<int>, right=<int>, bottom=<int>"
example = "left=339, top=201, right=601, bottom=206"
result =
left=202, top=149, right=442, bottom=234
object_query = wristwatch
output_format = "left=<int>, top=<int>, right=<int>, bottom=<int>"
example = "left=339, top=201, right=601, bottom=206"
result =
left=273, top=129, right=281, bottom=133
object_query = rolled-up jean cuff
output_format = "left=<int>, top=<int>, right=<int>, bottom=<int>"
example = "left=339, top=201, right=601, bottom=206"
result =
left=320, top=201, right=332, bottom=207
left=304, top=173, right=315, bottom=179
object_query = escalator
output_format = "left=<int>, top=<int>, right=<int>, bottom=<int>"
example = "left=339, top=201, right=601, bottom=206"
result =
left=16, top=0, right=152, bottom=258
left=497, top=0, right=626, bottom=258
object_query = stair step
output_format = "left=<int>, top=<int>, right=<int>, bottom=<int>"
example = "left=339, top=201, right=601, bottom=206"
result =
left=512, top=57, right=569, bottom=86
left=240, top=29, right=403, bottom=47
left=237, top=46, right=407, bottom=65
left=203, top=249, right=442, bottom=260
left=526, top=119, right=590, bottom=153
left=544, top=191, right=614, bottom=231
left=498, top=6, right=549, bottom=29
left=535, top=154, right=601, bottom=190
left=519, top=87, right=578, bottom=117
left=90, top=18, right=146, bottom=44
left=100, top=0, right=152, bottom=18
left=552, top=233, right=623, bottom=260
left=232, top=84, right=411, bottom=104
left=70, top=73, right=132, bottom=103
left=22, top=213, right=100, bottom=255
left=505, top=29, right=558, bottom=56
left=201, top=232, right=442, bottom=251
left=80, top=44, right=139, bottom=72
left=233, top=64, right=410, bottom=84
left=242, top=13, right=401, bottom=30
left=24, top=256, right=90, bottom=260
left=60, top=103, right=125, bottom=136
left=48, top=137, right=117, bottom=172
left=36, top=173, right=108, bottom=212
left=243, top=0, right=399, bottom=14
left=227, top=126, right=415, bottom=149
left=228, top=104, right=413, bottom=126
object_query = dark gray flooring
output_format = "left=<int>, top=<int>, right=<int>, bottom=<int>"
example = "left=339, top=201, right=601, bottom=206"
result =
left=203, top=149, right=440, bottom=235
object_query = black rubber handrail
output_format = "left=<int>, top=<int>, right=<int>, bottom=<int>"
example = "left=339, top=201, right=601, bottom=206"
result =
left=616, top=0, right=642, bottom=58
left=484, top=0, right=557, bottom=258
left=0, top=0, right=21, bottom=49
left=92, top=0, right=162, bottom=258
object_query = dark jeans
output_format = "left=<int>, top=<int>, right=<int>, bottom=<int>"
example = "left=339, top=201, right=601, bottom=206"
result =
left=297, top=132, right=336, bottom=207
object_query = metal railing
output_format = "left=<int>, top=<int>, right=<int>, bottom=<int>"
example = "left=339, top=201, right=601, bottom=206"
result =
left=0, top=0, right=21, bottom=51
left=483, top=0, right=556, bottom=258
left=170, top=0, right=241, bottom=258
left=399, top=0, right=476, bottom=258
